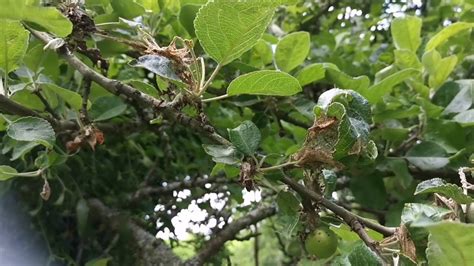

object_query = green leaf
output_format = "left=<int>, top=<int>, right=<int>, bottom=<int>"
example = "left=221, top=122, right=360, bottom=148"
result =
left=312, top=89, right=374, bottom=160
left=436, top=80, right=474, bottom=115
left=0, top=165, right=18, bottom=181
left=405, top=142, right=449, bottom=171
left=41, top=83, right=86, bottom=111
left=89, top=96, right=128, bottom=122
left=316, top=89, right=372, bottom=124
left=432, top=80, right=474, bottom=117
left=416, top=97, right=444, bottom=118
left=422, top=50, right=458, bottom=89
left=276, top=191, right=300, bottom=216
left=10, top=89, right=45, bottom=111
left=0, top=0, right=73, bottom=37
left=248, top=39, right=273, bottom=68
left=351, top=175, right=387, bottom=210
left=275, top=31, right=310, bottom=72
left=325, top=68, right=370, bottom=91
left=85, top=257, right=111, bottom=266
left=401, top=203, right=452, bottom=226
left=10, top=141, right=39, bottom=161
left=131, top=55, right=182, bottom=82
left=228, top=120, right=261, bottom=155
left=394, top=49, right=422, bottom=70
left=425, top=119, right=465, bottom=153
left=0, top=21, right=29, bottom=73
left=7, top=117, right=55, bottom=147
left=388, top=159, right=413, bottom=188
left=391, top=16, right=422, bottom=52
left=425, top=22, right=474, bottom=51
left=179, top=4, right=201, bottom=36
left=202, top=144, right=241, bottom=165
left=331, top=223, right=383, bottom=242
left=127, top=80, right=159, bottom=98
left=194, top=1, right=275, bottom=65
left=348, top=241, right=383, bottom=266
left=453, top=109, right=474, bottom=126
left=425, top=222, right=474, bottom=266
left=296, top=63, right=327, bottom=86
left=111, top=0, right=145, bottom=19
left=415, top=178, right=474, bottom=204
left=227, top=70, right=302, bottom=96
left=360, top=68, right=420, bottom=103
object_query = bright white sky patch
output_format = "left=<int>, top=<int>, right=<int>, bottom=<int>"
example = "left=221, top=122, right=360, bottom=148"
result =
left=156, top=189, right=262, bottom=240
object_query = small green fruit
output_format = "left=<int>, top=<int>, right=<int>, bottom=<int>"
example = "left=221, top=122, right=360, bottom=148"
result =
left=286, top=239, right=302, bottom=257
left=304, top=226, right=338, bottom=258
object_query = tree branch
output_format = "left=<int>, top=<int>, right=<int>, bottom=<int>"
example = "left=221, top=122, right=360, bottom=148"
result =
left=280, top=175, right=395, bottom=258
left=129, top=175, right=228, bottom=203
left=0, top=94, right=43, bottom=118
left=188, top=206, right=276, bottom=265
left=87, top=198, right=182, bottom=265
left=28, top=29, right=230, bottom=146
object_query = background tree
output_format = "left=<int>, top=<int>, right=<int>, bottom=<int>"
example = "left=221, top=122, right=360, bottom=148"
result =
left=1, top=0, right=474, bottom=265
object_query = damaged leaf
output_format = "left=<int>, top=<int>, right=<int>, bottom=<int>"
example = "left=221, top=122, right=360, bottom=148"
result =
left=131, top=55, right=182, bottom=82
left=294, top=89, right=375, bottom=168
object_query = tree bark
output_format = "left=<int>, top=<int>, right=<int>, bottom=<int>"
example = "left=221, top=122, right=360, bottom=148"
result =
left=88, top=199, right=183, bottom=266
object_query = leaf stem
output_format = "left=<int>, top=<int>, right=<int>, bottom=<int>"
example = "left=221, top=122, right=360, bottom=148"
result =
left=199, top=63, right=222, bottom=95
left=5, top=169, right=44, bottom=177
left=201, top=94, right=230, bottom=103
left=258, top=161, right=298, bottom=172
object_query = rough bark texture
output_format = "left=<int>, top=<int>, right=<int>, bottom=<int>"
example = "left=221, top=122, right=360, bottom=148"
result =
left=88, top=199, right=183, bottom=266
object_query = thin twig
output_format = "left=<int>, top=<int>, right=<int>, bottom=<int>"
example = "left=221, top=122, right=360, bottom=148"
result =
left=80, top=78, right=91, bottom=125
left=280, top=175, right=395, bottom=260
left=33, top=89, right=60, bottom=120
left=188, top=206, right=276, bottom=265
left=200, top=64, right=222, bottom=95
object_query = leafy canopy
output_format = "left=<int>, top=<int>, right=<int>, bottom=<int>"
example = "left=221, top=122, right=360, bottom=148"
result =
left=0, top=0, right=473, bottom=265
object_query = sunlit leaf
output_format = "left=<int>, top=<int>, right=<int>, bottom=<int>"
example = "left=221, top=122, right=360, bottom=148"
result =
left=227, top=70, right=302, bottom=96
left=0, top=0, right=72, bottom=37
left=0, top=20, right=29, bottom=73
left=391, top=16, right=422, bottom=52
left=425, top=222, right=474, bottom=266
left=275, top=31, right=310, bottom=72
left=360, top=68, right=420, bottom=103
left=111, top=0, right=145, bottom=19
left=425, top=22, right=474, bottom=51
left=194, top=1, right=275, bottom=65
left=0, top=165, right=18, bottom=181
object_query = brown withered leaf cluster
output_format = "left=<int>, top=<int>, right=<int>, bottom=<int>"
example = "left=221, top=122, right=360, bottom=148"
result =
left=143, top=36, right=196, bottom=90
left=381, top=224, right=417, bottom=262
left=239, top=161, right=257, bottom=191
left=40, top=179, right=51, bottom=201
left=293, top=116, right=343, bottom=169
left=66, top=125, right=105, bottom=153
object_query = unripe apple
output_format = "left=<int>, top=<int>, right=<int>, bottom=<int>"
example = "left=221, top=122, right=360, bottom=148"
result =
left=304, top=226, right=338, bottom=258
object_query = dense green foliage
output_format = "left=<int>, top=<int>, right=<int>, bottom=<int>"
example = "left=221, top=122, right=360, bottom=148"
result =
left=1, top=0, right=474, bottom=265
